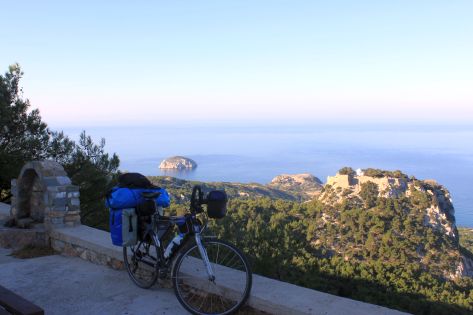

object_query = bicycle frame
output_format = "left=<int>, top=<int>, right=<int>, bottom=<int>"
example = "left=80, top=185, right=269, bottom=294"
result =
left=126, top=186, right=251, bottom=315
left=138, top=204, right=216, bottom=282
left=195, top=231, right=216, bottom=281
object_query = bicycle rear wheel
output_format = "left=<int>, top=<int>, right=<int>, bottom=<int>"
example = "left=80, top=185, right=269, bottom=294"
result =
left=172, top=238, right=252, bottom=315
left=123, top=238, right=160, bottom=289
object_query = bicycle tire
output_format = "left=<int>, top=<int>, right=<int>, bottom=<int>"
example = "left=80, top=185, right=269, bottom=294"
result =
left=172, top=238, right=252, bottom=315
left=123, top=238, right=160, bottom=289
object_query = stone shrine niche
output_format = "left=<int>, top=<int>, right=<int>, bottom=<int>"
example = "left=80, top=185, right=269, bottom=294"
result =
left=10, top=160, right=81, bottom=229
left=17, top=168, right=45, bottom=221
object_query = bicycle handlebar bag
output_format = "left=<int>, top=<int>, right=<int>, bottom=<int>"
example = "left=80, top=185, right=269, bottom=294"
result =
left=110, top=208, right=138, bottom=246
left=206, top=190, right=228, bottom=219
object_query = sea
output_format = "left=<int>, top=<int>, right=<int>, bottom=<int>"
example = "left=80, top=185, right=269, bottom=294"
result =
left=58, top=123, right=473, bottom=228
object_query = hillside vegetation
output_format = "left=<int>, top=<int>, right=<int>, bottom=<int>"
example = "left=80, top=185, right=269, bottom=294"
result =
left=148, top=176, right=300, bottom=202
left=459, top=228, right=473, bottom=254
left=152, top=171, right=473, bottom=315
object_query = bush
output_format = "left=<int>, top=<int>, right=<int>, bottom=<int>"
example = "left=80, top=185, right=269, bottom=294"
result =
left=360, top=181, right=379, bottom=208
left=338, top=167, right=356, bottom=176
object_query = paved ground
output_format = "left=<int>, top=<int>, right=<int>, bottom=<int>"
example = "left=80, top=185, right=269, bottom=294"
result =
left=0, top=202, right=9, bottom=213
left=0, top=248, right=18, bottom=264
left=0, top=202, right=9, bottom=221
left=0, top=250, right=187, bottom=315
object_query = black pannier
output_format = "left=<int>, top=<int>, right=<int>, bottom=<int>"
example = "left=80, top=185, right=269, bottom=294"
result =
left=205, top=190, right=228, bottom=219
left=136, top=199, right=156, bottom=216
left=137, top=215, right=152, bottom=242
left=118, top=172, right=155, bottom=189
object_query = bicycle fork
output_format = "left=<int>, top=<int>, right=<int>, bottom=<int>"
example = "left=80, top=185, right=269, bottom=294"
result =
left=195, top=233, right=216, bottom=282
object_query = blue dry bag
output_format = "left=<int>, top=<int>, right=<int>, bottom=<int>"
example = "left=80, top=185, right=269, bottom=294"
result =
left=106, top=187, right=170, bottom=209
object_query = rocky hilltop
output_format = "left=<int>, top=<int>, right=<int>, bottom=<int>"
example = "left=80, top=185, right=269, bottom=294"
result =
left=322, top=168, right=456, bottom=238
left=268, top=173, right=323, bottom=199
left=159, top=156, right=197, bottom=170
left=318, top=167, right=472, bottom=279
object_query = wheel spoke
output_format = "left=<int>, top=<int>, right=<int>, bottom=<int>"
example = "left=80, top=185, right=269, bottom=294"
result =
left=123, top=239, right=159, bottom=289
left=215, top=243, right=220, bottom=265
left=173, top=239, right=252, bottom=315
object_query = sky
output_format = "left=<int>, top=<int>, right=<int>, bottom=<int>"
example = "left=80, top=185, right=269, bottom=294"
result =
left=1, top=1, right=472, bottom=126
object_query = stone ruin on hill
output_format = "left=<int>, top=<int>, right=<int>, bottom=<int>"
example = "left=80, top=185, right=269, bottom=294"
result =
left=9, top=160, right=81, bottom=229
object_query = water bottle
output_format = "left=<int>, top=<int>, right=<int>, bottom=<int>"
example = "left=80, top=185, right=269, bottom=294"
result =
left=164, top=233, right=184, bottom=259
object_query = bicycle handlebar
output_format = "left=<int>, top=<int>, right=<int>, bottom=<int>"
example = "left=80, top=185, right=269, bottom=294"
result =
left=190, top=185, right=204, bottom=213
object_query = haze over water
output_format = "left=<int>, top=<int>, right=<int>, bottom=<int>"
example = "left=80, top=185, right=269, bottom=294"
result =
left=59, top=123, right=473, bottom=228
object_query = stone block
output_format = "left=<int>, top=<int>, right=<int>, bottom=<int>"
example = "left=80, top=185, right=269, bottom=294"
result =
left=49, top=217, right=64, bottom=225
left=67, top=191, right=80, bottom=198
left=47, top=186, right=59, bottom=192
left=55, top=192, right=67, bottom=199
left=57, top=186, right=68, bottom=192
left=94, top=252, right=109, bottom=265
left=10, top=205, right=17, bottom=217
left=48, top=192, right=57, bottom=202
left=51, top=205, right=67, bottom=212
left=109, top=258, right=124, bottom=270
left=64, top=215, right=81, bottom=224
left=80, top=249, right=88, bottom=260
left=41, top=163, right=67, bottom=177
left=53, top=198, right=68, bottom=207
left=69, top=198, right=80, bottom=206
left=52, top=239, right=66, bottom=251
left=43, top=177, right=60, bottom=187
left=67, top=205, right=80, bottom=212
left=66, top=184, right=79, bottom=191
left=63, top=243, right=79, bottom=256
left=65, top=221, right=76, bottom=227
left=10, top=179, right=17, bottom=195
left=17, top=218, right=34, bottom=228
left=56, top=176, right=72, bottom=185
left=48, top=210, right=66, bottom=218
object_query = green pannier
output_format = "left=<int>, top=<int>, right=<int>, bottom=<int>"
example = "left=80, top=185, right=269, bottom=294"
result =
left=110, top=208, right=138, bottom=246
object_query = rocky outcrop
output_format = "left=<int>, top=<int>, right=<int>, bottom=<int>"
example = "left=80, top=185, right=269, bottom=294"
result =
left=456, top=254, right=473, bottom=278
left=269, top=173, right=323, bottom=198
left=326, top=173, right=409, bottom=198
left=159, top=156, right=197, bottom=170
left=321, top=169, right=457, bottom=239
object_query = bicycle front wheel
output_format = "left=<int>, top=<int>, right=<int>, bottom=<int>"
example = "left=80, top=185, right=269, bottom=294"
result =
left=172, top=238, right=252, bottom=315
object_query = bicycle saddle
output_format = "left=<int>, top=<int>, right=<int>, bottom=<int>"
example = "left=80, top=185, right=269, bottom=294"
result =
left=141, top=191, right=160, bottom=199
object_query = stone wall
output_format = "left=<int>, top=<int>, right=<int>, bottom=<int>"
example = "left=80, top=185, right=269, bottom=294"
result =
left=51, top=237, right=124, bottom=270
left=47, top=225, right=409, bottom=315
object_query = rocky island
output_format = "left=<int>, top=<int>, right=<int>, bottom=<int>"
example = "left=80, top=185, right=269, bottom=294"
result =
left=159, top=156, right=197, bottom=170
